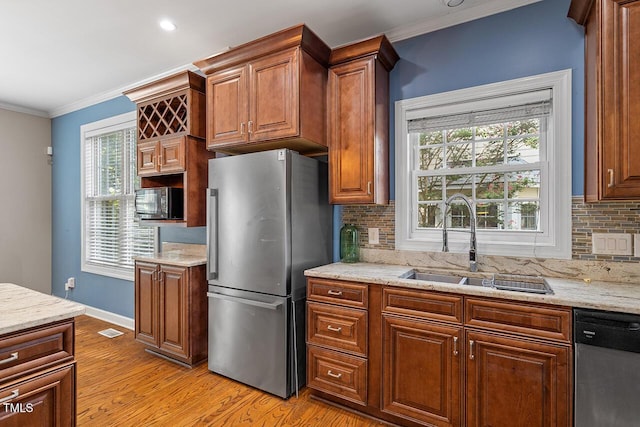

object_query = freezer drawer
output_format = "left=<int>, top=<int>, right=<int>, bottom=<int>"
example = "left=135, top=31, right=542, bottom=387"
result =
left=207, top=286, right=298, bottom=398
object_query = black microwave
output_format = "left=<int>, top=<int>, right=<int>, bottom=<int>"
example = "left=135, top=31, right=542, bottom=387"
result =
left=135, top=187, right=183, bottom=220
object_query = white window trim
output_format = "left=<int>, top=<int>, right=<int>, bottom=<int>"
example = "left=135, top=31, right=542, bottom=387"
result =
left=395, top=69, right=572, bottom=259
left=80, top=111, right=157, bottom=281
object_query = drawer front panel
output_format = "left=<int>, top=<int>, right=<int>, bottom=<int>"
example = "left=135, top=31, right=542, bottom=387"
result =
left=307, top=302, right=367, bottom=356
left=307, top=345, right=367, bottom=406
left=465, top=298, right=571, bottom=342
left=307, top=278, right=368, bottom=308
left=383, top=287, right=463, bottom=324
left=0, top=321, right=74, bottom=385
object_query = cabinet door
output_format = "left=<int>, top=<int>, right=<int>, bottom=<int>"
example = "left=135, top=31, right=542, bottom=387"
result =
left=0, top=364, right=74, bottom=427
left=137, top=141, right=159, bottom=177
left=135, top=262, right=159, bottom=347
left=158, top=136, right=186, bottom=174
left=206, top=66, right=248, bottom=148
left=382, top=314, right=462, bottom=427
left=248, top=48, right=299, bottom=142
left=158, top=265, right=189, bottom=359
left=602, top=0, right=640, bottom=198
left=328, top=58, right=375, bottom=204
left=465, top=330, right=571, bottom=427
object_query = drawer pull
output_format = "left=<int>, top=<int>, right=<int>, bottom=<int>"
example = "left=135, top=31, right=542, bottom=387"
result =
left=0, top=352, right=18, bottom=365
left=453, top=337, right=459, bottom=356
left=469, top=340, right=475, bottom=360
left=0, top=389, right=19, bottom=404
left=327, top=290, right=343, bottom=296
left=327, top=370, right=342, bottom=379
left=608, top=169, right=615, bottom=188
left=327, top=325, right=342, bottom=333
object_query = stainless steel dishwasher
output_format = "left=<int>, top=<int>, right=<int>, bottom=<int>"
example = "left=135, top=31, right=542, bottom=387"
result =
left=574, top=308, right=640, bottom=427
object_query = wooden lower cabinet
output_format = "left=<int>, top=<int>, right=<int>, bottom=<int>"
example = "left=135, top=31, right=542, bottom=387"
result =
left=465, top=330, right=571, bottom=427
left=0, top=319, right=77, bottom=426
left=382, top=314, right=462, bottom=427
left=306, top=279, right=572, bottom=427
left=134, top=261, right=208, bottom=366
left=0, top=364, right=75, bottom=426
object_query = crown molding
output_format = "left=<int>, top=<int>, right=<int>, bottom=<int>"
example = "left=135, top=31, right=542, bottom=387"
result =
left=0, top=101, right=49, bottom=118
left=385, top=0, right=543, bottom=43
left=49, top=63, right=201, bottom=118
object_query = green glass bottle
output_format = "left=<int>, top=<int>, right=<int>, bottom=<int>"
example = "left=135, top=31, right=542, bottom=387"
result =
left=340, top=223, right=359, bottom=263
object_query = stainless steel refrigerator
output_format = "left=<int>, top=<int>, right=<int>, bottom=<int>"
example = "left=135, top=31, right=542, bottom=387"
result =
left=206, top=149, right=332, bottom=398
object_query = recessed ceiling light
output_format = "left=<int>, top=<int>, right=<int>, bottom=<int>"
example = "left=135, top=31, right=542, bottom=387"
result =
left=442, top=0, right=465, bottom=7
left=159, top=19, right=177, bottom=32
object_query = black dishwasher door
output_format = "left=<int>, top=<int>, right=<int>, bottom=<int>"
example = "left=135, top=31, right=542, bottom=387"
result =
left=574, top=308, right=640, bottom=427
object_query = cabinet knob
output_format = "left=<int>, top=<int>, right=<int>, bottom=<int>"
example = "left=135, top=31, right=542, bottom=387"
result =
left=248, top=121, right=253, bottom=134
left=453, top=337, right=459, bottom=356
left=240, top=122, right=245, bottom=135
left=0, top=352, right=18, bottom=365
left=469, top=340, right=475, bottom=360
left=327, top=325, right=342, bottom=333
left=367, top=181, right=372, bottom=195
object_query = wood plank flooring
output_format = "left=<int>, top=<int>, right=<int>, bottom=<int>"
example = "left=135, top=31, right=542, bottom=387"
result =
left=75, top=315, right=385, bottom=426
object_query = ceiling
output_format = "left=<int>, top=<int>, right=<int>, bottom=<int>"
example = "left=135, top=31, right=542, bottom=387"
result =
left=0, top=0, right=540, bottom=117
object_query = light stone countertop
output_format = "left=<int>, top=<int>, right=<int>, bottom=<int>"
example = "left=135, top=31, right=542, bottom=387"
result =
left=134, top=243, right=207, bottom=267
left=0, top=283, right=86, bottom=336
left=305, top=262, right=640, bottom=315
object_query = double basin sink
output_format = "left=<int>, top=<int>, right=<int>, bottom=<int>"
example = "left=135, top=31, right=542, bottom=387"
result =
left=401, top=271, right=554, bottom=295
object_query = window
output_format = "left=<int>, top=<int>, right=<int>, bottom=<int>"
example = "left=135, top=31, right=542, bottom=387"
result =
left=395, top=70, right=572, bottom=259
left=81, top=112, right=156, bottom=280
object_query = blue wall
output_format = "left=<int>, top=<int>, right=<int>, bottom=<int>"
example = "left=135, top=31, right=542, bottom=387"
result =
left=389, top=0, right=584, bottom=197
left=51, top=0, right=583, bottom=317
left=51, top=96, right=206, bottom=317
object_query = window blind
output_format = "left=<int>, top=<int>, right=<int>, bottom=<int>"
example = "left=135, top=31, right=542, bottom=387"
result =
left=408, top=99, right=552, bottom=133
left=84, top=125, right=155, bottom=273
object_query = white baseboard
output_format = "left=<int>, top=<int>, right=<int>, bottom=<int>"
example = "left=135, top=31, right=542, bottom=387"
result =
left=83, top=305, right=134, bottom=330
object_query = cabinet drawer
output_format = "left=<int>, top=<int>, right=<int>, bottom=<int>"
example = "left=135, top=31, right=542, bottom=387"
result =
left=307, top=302, right=367, bottom=356
left=307, top=278, right=368, bottom=308
left=0, top=363, right=75, bottom=426
left=307, top=345, right=367, bottom=406
left=0, top=320, right=74, bottom=385
left=383, top=287, right=463, bottom=324
left=465, top=297, right=571, bottom=343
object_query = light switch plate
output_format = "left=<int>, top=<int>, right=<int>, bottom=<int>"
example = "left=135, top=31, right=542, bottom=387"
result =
left=591, top=233, right=632, bottom=255
left=368, top=228, right=380, bottom=245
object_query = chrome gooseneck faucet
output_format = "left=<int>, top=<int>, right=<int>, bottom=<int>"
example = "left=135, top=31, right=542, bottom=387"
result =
left=442, top=193, right=478, bottom=272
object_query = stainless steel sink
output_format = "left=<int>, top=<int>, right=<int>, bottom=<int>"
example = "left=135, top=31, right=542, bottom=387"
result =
left=401, top=271, right=467, bottom=285
left=401, top=271, right=554, bottom=294
left=469, top=274, right=554, bottom=294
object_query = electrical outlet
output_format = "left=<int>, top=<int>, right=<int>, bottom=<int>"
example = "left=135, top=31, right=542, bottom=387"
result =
left=65, top=277, right=75, bottom=291
left=368, top=228, right=380, bottom=245
left=591, top=233, right=632, bottom=255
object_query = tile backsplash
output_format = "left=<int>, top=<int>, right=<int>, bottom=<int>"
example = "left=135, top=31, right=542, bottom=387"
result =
left=342, top=197, right=640, bottom=263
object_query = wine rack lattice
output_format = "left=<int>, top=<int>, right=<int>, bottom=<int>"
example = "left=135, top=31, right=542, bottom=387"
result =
left=138, top=94, right=189, bottom=140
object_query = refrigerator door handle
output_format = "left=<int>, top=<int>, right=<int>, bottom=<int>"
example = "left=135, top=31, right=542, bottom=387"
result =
left=207, top=292, right=283, bottom=310
left=207, top=188, right=218, bottom=280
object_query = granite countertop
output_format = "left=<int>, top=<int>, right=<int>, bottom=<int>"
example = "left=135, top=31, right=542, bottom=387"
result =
left=0, top=283, right=86, bottom=336
left=134, top=243, right=207, bottom=267
left=305, top=262, right=640, bottom=315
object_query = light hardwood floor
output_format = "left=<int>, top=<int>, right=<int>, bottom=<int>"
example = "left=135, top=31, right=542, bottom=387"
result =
left=75, top=315, right=385, bottom=426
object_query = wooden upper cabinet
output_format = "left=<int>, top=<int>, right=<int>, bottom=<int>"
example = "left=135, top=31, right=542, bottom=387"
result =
left=206, top=65, right=248, bottom=146
left=194, top=24, right=330, bottom=156
left=328, top=36, right=399, bottom=205
left=124, top=70, right=206, bottom=143
left=570, top=0, right=640, bottom=200
left=125, top=71, right=214, bottom=227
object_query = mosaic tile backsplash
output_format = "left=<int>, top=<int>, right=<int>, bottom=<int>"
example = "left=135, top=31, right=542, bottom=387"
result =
left=342, top=197, right=640, bottom=263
